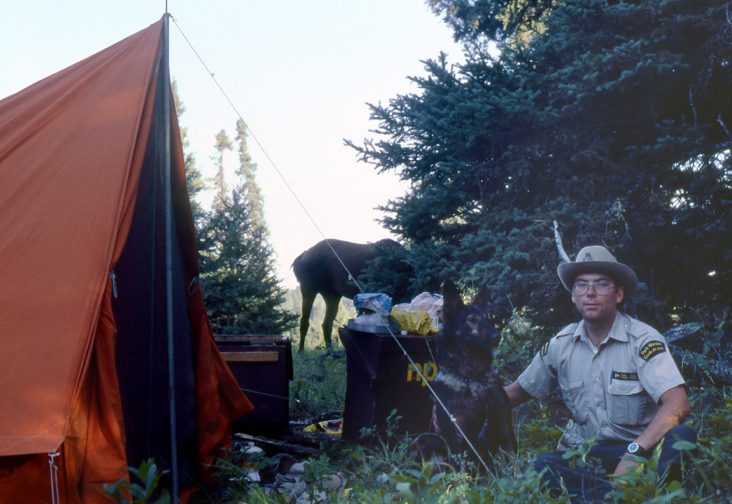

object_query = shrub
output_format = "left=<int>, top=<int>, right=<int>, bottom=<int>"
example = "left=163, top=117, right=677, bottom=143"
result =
left=104, top=458, right=169, bottom=504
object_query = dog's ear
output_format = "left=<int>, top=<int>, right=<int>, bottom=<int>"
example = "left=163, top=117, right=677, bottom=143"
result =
left=472, top=285, right=490, bottom=314
left=441, top=280, right=464, bottom=322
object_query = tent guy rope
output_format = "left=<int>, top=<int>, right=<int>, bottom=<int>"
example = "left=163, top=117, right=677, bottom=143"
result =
left=47, top=451, right=60, bottom=504
left=170, top=14, right=494, bottom=474
left=169, top=15, right=366, bottom=294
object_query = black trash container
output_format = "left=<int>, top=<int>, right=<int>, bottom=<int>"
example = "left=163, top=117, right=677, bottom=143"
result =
left=215, top=335, right=293, bottom=434
left=338, top=326, right=438, bottom=440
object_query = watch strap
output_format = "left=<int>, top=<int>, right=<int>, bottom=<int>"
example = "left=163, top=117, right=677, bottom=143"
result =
left=627, top=441, right=650, bottom=457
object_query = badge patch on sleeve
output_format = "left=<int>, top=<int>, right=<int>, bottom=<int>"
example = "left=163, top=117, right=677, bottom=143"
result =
left=540, top=341, right=550, bottom=356
left=639, top=341, right=665, bottom=361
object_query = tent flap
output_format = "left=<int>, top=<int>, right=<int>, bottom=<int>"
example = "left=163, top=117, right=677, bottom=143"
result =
left=0, top=16, right=251, bottom=502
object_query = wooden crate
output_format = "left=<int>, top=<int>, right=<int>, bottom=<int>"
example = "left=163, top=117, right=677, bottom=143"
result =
left=215, top=335, right=293, bottom=434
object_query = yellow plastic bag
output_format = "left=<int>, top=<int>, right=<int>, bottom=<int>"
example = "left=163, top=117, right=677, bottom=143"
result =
left=303, top=418, right=342, bottom=436
left=391, top=307, right=437, bottom=336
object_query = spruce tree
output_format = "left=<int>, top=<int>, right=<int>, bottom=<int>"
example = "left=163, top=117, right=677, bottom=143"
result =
left=235, top=119, right=265, bottom=230
left=350, top=0, right=731, bottom=330
left=213, top=129, right=232, bottom=205
left=172, top=80, right=205, bottom=227
left=199, top=128, right=296, bottom=335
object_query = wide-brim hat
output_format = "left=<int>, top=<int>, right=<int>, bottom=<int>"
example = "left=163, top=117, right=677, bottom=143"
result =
left=557, top=245, right=638, bottom=297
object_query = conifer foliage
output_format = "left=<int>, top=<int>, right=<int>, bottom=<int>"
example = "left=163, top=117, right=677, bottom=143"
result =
left=235, top=119, right=266, bottom=231
left=198, top=187, right=294, bottom=335
left=175, top=79, right=293, bottom=336
left=173, top=81, right=205, bottom=226
left=350, top=0, right=732, bottom=330
left=193, top=122, right=294, bottom=335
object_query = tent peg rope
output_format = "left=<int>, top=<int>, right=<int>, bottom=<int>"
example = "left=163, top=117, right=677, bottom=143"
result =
left=47, top=451, right=60, bottom=504
left=171, top=15, right=491, bottom=473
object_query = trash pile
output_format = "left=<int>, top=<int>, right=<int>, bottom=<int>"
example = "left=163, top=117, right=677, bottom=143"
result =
left=226, top=430, right=348, bottom=503
left=348, top=292, right=444, bottom=336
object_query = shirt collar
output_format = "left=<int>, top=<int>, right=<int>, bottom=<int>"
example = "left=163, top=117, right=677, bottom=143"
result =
left=572, top=313, right=629, bottom=343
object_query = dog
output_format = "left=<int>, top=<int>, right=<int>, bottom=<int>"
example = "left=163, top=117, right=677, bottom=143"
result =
left=424, top=281, right=516, bottom=468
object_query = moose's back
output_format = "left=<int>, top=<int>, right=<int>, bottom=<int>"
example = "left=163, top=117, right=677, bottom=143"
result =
left=293, top=239, right=395, bottom=298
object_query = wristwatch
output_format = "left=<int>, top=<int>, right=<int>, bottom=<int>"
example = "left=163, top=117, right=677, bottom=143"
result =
left=626, top=441, right=649, bottom=457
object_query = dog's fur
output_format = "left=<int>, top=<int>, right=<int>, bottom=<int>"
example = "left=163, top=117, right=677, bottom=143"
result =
left=426, top=281, right=516, bottom=467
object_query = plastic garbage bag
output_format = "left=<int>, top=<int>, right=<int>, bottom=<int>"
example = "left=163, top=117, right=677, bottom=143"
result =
left=353, top=312, right=389, bottom=327
left=353, top=293, right=392, bottom=315
left=391, top=307, right=436, bottom=335
left=303, top=418, right=343, bottom=436
left=407, top=292, right=443, bottom=319
left=391, top=292, right=443, bottom=335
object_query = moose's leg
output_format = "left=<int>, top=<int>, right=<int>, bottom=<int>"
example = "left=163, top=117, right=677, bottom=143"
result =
left=321, top=294, right=342, bottom=349
left=299, top=288, right=316, bottom=353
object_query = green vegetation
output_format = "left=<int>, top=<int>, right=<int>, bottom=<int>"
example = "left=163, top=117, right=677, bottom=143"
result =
left=104, top=458, right=170, bottom=504
left=290, top=341, right=347, bottom=419
left=197, top=185, right=296, bottom=335
left=207, top=322, right=731, bottom=503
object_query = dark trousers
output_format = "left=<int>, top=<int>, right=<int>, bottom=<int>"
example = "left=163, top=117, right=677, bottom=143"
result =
left=534, top=424, right=696, bottom=503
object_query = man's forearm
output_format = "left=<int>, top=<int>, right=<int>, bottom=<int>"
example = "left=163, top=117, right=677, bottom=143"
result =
left=634, top=385, right=690, bottom=451
left=614, top=385, right=690, bottom=476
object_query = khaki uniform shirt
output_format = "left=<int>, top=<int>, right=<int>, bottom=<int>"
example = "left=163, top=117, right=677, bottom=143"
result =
left=517, top=313, right=685, bottom=449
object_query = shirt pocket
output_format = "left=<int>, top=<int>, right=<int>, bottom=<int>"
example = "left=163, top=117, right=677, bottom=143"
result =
left=607, top=380, right=645, bottom=425
left=560, top=381, right=588, bottom=424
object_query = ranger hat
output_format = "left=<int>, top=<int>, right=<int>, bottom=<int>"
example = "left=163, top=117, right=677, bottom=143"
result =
left=557, top=245, right=638, bottom=297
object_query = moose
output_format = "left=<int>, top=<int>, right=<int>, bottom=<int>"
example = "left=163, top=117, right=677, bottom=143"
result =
left=292, top=238, right=412, bottom=352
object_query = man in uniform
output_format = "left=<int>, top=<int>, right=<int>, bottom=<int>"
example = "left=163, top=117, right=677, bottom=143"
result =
left=504, top=245, right=694, bottom=501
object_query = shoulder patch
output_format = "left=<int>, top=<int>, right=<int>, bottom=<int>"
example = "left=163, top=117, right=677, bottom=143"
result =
left=540, top=341, right=550, bottom=356
left=639, top=340, right=665, bottom=361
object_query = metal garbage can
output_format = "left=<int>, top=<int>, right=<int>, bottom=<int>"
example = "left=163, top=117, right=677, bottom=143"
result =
left=338, top=325, right=437, bottom=440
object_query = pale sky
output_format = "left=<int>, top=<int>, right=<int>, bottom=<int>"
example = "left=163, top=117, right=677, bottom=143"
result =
left=0, top=1, right=462, bottom=288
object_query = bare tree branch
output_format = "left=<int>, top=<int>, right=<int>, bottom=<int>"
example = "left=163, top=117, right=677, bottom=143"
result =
left=689, top=86, right=698, bottom=128
left=717, top=113, right=732, bottom=141
left=553, top=220, right=570, bottom=263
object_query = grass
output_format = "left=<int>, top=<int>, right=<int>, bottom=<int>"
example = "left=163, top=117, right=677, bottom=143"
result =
left=211, top=382, right=732, bottom=504
left=128, top=316, right=732, bottom=503
left=248, top=319, right=732, bottom=502
left=289, top=336, right=347, bottom=421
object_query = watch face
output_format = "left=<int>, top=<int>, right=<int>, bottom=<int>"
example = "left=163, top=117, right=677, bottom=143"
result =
left=627, top=442, right=640, bottom=453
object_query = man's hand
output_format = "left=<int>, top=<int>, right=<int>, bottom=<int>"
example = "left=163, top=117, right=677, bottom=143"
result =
left=613, top=456, right=638, bottom=477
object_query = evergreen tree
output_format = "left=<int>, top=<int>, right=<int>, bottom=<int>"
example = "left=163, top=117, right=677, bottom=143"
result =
left=199, top=128, right=296, bottom=335
left=172, top=80, right=205, bottom=227
left=235, top=119, right=265, bottom=230
left=350, top=0, right=731, bottom=330
left=213, top=129, right=233, bottom=205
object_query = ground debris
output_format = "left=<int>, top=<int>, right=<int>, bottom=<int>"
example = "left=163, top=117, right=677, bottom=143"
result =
left=234, top=432, right=320, bottom=458
left=229, top=425, right=349, bottom=503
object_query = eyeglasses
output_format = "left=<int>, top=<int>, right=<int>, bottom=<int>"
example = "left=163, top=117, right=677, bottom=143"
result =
left=572, top=279, right=616, bottom=296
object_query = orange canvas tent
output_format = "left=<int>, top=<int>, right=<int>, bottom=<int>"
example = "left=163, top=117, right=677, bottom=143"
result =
left=0, top=17, right=252, bottom=503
